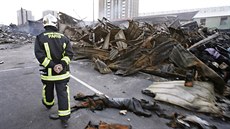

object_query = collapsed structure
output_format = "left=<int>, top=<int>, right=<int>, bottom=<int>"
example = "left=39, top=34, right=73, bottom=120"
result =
left=1, top=12, right=230, bottom=128
left=0, top=25, right=34, bottom=49
left=57, top=13, right=230, bottom=122
left=58, top=13, right=230, bottom=95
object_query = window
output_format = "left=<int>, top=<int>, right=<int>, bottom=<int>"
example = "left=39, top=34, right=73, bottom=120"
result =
left=200, top=19, right=206, bottom=25
left=220, top=17, right=228, bottom=25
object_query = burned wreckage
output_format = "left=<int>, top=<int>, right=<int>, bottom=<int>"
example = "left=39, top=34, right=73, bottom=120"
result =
left=0, top=25, right=35, bottom=50
left=60, top=16, right=229, bottom=92
left=1, top=11, right=230, bottom=128
left=57, top=12, right=230, bottom=128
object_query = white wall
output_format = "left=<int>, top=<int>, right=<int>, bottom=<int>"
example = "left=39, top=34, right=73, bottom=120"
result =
left=194, top=16, right=230, bottom=29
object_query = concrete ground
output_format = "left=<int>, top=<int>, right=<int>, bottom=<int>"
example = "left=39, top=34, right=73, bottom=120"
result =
left=0, top=43, right=230, bottom=129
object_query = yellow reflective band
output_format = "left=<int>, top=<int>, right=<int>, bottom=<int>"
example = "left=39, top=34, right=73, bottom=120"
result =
left=48, top=68, right=52, bottom=76
left=44, top=32, right=64, bottom=36
left=63, top=43, right=66, bottom=49
left=62, top=43, right=66, bottom=57
left=42, top=57, right=50, bottom=67
left=41, top=72, right=70, bottom=81
left=42, top=85, right=54, bottom=106
left=58, top=85, right=71, bottom=117
left=61, top=56, right=71, bottom=65
left=66, top=85, right=70, bottom=111
left=44, top=32, right=64, bottom=39
left=58, top=110, right=71, bottom=116
left=44, top=43, right=52, bottom=60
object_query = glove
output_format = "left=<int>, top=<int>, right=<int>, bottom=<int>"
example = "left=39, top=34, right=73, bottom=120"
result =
left=54, top=64, right=63, bottom=74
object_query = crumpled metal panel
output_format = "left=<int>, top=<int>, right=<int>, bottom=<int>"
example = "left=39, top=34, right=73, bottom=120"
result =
left=143, top=81, right=221, bottom=114
left=125, top=20, right=143, bottom=40
left=115, top=30, right=127, bottom=51
left=72, top=46, right=110, bottom=61
left=169, top=44, right=225, bottom=94
left=109, top=48, right=119, bottom=61
left=121, top=40, right=178, bottom=76
left=93, top=25, right=109, bottom=42
left=102, top=32, right=110, bottom=50
left=93, top=58, right=112, bottom=74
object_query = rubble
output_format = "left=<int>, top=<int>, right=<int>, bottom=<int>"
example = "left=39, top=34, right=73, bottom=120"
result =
left=2, top=13, right=228, bottom=95
left=0, top=11, right=229, bottom=129
left=60, top=14, right=230, bottom=94
left=0, top=25, right=35, bottom=49
left=143, top=81, right=222, bottom=114
left=159, top=113, right=217, bottom=129
left=169, top=44, right=225, bottom=93
left=85, top=121, right=132, bottom=129
left=56, top=13, right=230, bottom=120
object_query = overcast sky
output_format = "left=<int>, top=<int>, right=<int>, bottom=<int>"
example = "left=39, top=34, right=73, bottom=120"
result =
left=0, top=0, right=230, bottom=25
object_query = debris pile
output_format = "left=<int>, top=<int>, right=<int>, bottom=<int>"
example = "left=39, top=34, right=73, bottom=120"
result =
left=58, top=12, right=88, bottom=42
left=56, top=13, right=230, bottom=128
left=143, top=81, right=221, bottom=114
left=60, top=15, right=230, bottom=94
left=0, top=25, right=35, bottom=49
left=159, top=113, right=217, bottom=129
left=85, top=121, right=132, bottom=129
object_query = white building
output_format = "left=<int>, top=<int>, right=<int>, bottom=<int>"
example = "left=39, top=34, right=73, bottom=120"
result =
left=139, top=6, right=230, bottom=30
left=99, top=0, right=139, bottom=20
left=193, top=6, right=230, bottom=30
left=42, top=10, right=58, bottom=18
left=17, top=8, right=34, bottom=25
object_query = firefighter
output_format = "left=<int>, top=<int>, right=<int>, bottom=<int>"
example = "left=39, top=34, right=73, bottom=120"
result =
left=34, top=14, right=74, bottom=128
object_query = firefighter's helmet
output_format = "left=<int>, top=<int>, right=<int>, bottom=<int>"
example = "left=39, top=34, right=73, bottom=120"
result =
left=43, top=14, right=58, bottom=28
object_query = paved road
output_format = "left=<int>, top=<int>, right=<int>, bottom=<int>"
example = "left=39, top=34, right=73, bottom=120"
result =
left=0, top=44, right=230, bottom=129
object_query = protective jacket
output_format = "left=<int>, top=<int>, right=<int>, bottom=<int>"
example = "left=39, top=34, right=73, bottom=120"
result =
left=35, top=27, right=74, bottom=82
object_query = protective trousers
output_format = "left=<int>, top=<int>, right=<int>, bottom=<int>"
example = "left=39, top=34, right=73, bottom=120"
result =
left=42, top=81, right=71, bottom=120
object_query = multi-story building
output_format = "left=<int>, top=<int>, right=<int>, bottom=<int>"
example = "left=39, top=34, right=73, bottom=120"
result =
left=139, top=6, right=230, bottom=30
left=99, top=0, right=139, bottom=20
left=193, top=6, right=230, bottom=30
left=42, top=10, right=58, bottom=18
left=17, top=8, right=34, bottom=25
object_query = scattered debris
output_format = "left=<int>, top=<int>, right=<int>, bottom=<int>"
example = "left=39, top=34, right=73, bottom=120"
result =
left=85, top=121, right=132, bottom=129
left=119, top=110, right=127, bottom=115
left=143, top=81, right=222, bottom=114
left=161, top=113, right=218, bottom=129
left=169, top=44, right=225, bottom=93
left=0, top=25, right=35, bottom=49
left=2, top=13, right=230, bottom=97
left=1, top=12, right=230, bottom=122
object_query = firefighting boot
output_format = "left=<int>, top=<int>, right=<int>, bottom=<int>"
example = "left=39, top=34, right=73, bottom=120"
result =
left=61, top=119, right=68, bottom=128
left=49, top=113, right=59, bottom=120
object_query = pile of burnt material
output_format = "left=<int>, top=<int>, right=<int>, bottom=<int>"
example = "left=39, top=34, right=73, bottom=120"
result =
left=0, top=25, right=35, bottom=45
left=60, top=15, right=230, bottom=94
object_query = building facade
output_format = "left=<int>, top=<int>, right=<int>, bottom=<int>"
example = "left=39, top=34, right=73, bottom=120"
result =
left=42, top=10, right=58, bottom=18
left=193, top=6, right=230, bottom=30
left=17, top=8, right=34, bottom=25
left=99, top=0, right=139, bottom=20
left=139, top=6, right=230, bottom=30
